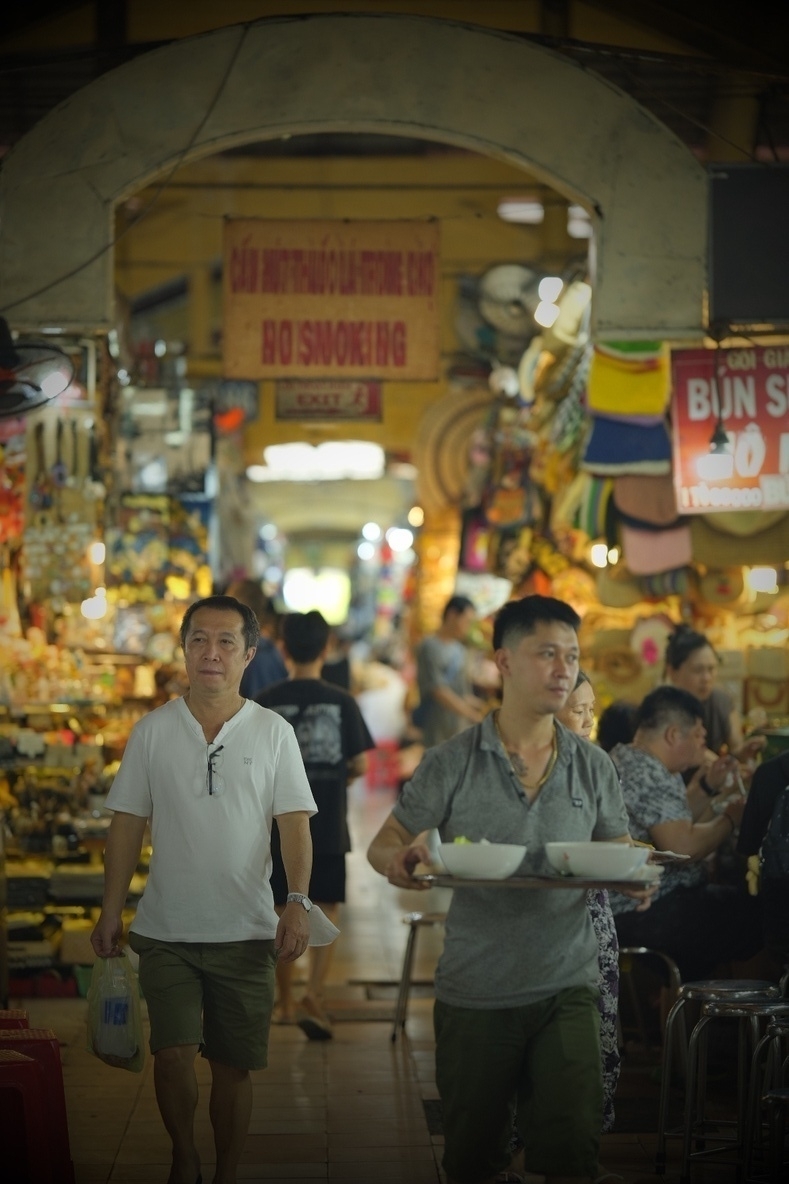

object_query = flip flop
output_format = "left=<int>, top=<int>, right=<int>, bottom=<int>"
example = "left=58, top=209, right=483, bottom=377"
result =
left=296, top=1013, right=333, bottom=1041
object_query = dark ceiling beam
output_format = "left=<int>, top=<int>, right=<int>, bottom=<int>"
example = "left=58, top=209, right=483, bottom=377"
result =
left=584, top=0, right=789, bottom=75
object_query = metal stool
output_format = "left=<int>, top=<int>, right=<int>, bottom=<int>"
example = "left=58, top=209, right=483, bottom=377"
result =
left=656, top=980, right=785, bottom=1181
left=390, top=911, right=445, bottom=1042
left=0, top=1049, right=54, bottom=1183
left=762, top=1088, right=789, bottom=1183
left=619, top=946, right=684, bottom=1059
left=744, top=1016, right=789, bottom=1181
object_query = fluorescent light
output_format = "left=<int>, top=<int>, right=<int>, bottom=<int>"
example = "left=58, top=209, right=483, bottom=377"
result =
left=534, top=301, right=561, bottom=328
left=248, top=441, right=385, bottom=482
left=747, top=567, right=778, bottom=594
left=538, top=276, right=563, bottom=302
left=357, top=541, right=376, bottom=561
left=362, top=522, right=382, bottom=541
left=590, top=542, right=609, bottom=569
left=386, top=527, right=414, bottom=552
left=497, top=198, right=544, bottom=224
left=567, top=205, right=593, bottom=239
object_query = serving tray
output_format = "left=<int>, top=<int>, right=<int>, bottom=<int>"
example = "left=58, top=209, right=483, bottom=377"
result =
left=413, top=872, right=659, bottom=891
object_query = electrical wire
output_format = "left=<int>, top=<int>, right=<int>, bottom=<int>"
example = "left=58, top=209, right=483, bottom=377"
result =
left=0, top=25, right=250, bottom=317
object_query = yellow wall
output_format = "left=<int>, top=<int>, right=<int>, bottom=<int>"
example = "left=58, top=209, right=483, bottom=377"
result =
left=116, top=150, right=570, bottom=462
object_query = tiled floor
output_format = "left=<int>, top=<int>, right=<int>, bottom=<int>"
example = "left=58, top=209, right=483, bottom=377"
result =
left=13, top=780, right=754, bottom=1183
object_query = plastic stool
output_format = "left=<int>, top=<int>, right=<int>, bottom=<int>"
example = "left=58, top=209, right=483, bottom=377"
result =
left=655, top=980, right=787, bottom=1182
left=0, top=1049, right=53, bottom=1183
left=366, top=742, right=401, bottom=789
left=744, top=1016, right=789, bottom=1181
left=391, top=911, right=446, bottom=1042
left=0, top=1008, right=30, bottom=1029
left=0, top=1028, right=75, bottom=1184
left=619, top=946, right=684, bottom=1060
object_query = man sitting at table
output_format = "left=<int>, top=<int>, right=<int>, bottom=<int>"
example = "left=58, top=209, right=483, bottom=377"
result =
left=367, top=594, right=648, bottom=1184
left=610, top=685, right=761, bottom=980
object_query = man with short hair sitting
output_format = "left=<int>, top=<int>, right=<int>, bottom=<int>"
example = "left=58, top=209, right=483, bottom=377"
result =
left=610, top=685, right=761, bottom=980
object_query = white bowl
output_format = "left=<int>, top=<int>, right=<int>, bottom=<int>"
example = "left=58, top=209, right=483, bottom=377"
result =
left=438, top=841, right=527, bottom=880
left=544, top=841, right=650, bottom=880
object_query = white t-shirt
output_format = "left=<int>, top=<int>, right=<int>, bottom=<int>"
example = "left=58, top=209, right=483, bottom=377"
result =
left=106, top=697, right=316, bottom=942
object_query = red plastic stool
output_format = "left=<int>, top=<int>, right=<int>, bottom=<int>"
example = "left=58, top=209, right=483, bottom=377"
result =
left=366, top=741, right=401, bottom=789
left=0, top=1028, right=75, bottom=1184
left=0, top=1049, right=53, bottom=1183
left=0, top=1008, right=30, bottom=1029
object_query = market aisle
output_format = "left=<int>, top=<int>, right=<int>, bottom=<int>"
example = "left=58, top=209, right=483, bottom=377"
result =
left=17, top=778, right=451, bottom=1184
left=15, top=775, right=720, bottom=1184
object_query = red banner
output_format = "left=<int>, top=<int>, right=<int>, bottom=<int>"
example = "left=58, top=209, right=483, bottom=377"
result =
left=671, top=346, right=789, bottom=513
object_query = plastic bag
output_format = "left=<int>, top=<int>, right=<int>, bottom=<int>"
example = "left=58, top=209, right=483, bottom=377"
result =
left=86, top=952, right=146, bottom=1072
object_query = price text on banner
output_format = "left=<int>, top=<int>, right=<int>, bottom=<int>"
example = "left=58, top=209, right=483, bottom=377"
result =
left=671, top=346, right=789, bottom=513
left=223, top=219, right=440, bottom=380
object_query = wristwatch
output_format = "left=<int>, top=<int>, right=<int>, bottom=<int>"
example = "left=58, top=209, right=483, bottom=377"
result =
left=286, top=892, right=313, bottom=913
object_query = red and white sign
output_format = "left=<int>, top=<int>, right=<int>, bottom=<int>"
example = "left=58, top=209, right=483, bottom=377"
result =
left=671, top=346, right=789, bottom=513
left=275, top=380, right=382, bottom=422
left=223, top=219, right=440, bottom=380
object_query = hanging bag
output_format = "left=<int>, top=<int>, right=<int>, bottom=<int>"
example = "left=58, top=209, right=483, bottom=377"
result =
left=86, top=952, right=146, bottom=1072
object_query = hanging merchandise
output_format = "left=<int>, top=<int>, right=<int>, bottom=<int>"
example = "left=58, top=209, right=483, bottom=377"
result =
left=691, top=514, right=789, bottom=567
left=596, top=563, right=644, bottom=608
left=581, top=415, right=672, bottom=475
left=613, top=473, right=681, bottom=531
left=587, top=342, right=670, bottom=418
left=697, top=567, right=745, bottom=606
left=540, top=281, right=592, bottom=355
left=630, top=614, right=676, bottom=669
left=477, top=264, right=542, bottom=337
left=620, top=522, right=693, bottom=575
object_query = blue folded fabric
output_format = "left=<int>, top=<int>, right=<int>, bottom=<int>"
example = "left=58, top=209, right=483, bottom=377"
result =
left=581, top=414, right=672, bottom=475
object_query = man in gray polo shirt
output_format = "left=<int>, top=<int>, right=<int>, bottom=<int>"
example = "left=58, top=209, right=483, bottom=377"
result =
left=368, top=595, right=638, bottom=1184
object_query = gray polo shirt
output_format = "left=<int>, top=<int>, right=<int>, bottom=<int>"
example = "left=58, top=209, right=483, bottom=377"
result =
left=393, top=713, right=629, bottom=1008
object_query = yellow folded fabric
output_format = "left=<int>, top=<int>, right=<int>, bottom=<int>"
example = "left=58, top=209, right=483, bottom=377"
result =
left=587, top=344, right=670, bottom=416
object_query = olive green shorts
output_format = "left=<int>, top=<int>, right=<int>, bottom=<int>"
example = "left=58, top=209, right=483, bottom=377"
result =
left=128, top=932, right=277, bottom=1070
left=434, top=985, right=603, bottom=1182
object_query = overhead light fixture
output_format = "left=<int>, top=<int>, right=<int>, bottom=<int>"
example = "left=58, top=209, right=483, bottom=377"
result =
left=746, top=566, right=778, bottom=594
left=538, top=276, right=563, bottom=303
left=246, top=441, right=385, bottom=482
left=362, top=522, right=382, bottom=541
left=497, top=197, right=545, bottom=224
left=407, top=505, right=424, bottom=528
left=697, top=347, right=734, bottom=480
left=386, top=526, right=414, bottom=552
left=589, top=542, right=609, bottom=569
left=567, top=204, right=593, bottom=240
left=534, top=301, right=561, bottom=328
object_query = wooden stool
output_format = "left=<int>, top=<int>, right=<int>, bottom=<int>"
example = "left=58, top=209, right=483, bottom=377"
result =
left=0, top=1049, right=53, bottom=1183
left=0, top=1027, right=75, bottom=1184
left=0, top=1008, right=30, bottom=1029
left=391, top=911, right=445, bottom=1042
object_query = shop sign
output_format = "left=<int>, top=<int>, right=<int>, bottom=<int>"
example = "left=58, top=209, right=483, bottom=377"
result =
left=671, top=346, right=789, bottom=513
left=222, top=219, right=440, bottom=380
left=275, top=380, right=382, bottom=422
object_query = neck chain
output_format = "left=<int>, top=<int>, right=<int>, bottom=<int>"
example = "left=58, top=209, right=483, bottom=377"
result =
left=494, top=710, right=558, bottom=790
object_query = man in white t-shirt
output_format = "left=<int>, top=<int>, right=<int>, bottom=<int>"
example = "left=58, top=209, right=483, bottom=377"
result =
left=91, top=595, right=316, bottom=1184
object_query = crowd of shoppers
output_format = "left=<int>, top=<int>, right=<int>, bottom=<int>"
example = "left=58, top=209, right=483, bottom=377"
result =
left=90, top=586, right=785, bottom=1184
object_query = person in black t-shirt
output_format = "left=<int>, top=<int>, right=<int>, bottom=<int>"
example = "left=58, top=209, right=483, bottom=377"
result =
left=737, top=750, right=789, bottom=977
left=257, top=610, right=374, bottom=1039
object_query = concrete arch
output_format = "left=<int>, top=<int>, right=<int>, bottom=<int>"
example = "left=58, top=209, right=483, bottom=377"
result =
left=0, top=14, right=706, bottom=337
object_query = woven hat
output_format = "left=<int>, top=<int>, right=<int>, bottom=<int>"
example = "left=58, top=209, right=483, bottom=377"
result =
left=596, top=562, right=643, bottom=608
left=582, top=415, right=672, bottom=475
left=691, top=514, right=789, bottom=566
